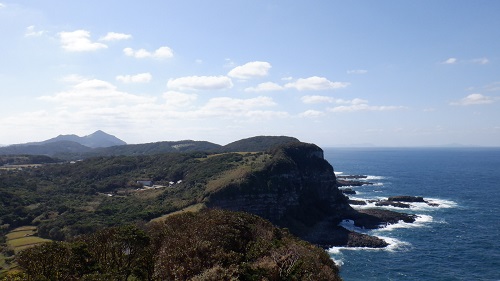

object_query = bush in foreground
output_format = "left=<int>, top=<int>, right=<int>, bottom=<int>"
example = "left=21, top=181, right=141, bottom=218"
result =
left=10, top=209, right=341, bottom=281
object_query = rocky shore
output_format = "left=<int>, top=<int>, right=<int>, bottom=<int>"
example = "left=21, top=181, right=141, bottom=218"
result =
left=206, top=142, right=426, bottom=249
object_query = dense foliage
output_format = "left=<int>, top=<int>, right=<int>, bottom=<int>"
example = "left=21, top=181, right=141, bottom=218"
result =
left=221, top=136, right=300, bottom=152
left=6, top=210, right=341, bottom=281
left=0, top=155, right=59, bottom=166
left=0, top=151, right=267, bottom=241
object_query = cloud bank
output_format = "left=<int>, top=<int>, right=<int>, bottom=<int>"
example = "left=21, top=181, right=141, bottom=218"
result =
left=167, top=76, right=233, bottom=91
left=124, top=46, right=174, bottom=59
left=450, top=93, right=496, bottom=106
left=59, top=30, right=108, bottom=52
left=228, top=61, right=271, bottom=79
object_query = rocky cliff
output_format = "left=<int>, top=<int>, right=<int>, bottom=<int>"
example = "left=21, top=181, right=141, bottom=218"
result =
left=206, top=142, right=407, bottom=247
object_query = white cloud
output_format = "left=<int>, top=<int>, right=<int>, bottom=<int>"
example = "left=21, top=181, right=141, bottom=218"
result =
left=4, top=77, right=292, bottom=142
left=39, top=79, right=155, bottom=106
left=228, top=61, right=272, bottom=79
left=328, top=99, right=405, bottom=112
left=471, top=57, right=489, bottom=65
left=191, top=96, right=287, bottom=120
left=167, top=76, right=233, bottom=91
left=443, top=57, right=457, bottom=64
left=163, top=91, right=197, bottom=108
left=299, top=110, right=325, bottom=118
left=59, top=30, right=108, bottom=52
left=0, top=3, right=5, bottom=8
left=25, top=25, right=45, bottom=37
left=285, top=76, right=349, bottom=91
left=344, top=98, right=369, bottom=105
left=116, top=73, right=152, bottom=83
left=329, top=104, right=405, bottom=112
left=347, top=69, right=368, bottom=74
left=450, top=93, right=496, bottom=106
left=301, top=95, right=334, bottom=104
left=203, top=96, right=275, bottom=112
left=123, top=46, right=173, bottom=59
left=99, top=32, right=132, bottom=41
left=300, top=96, right=368, bottom=105
left=244, top=82, right=284, bottom=92
left=154, top=46, right=174, bottom=58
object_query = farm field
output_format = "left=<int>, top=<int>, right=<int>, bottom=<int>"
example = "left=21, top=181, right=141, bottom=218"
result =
left=1, top=226, right=51, bottom=276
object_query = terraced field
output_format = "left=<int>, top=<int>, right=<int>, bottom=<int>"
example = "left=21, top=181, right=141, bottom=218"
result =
left=6, top=226, right=51, bottom=253
left=0, top=226, right=51, bottom=276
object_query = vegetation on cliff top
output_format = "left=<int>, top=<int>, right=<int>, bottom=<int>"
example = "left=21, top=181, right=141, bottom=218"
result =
left=4, top=210, right=341, bottom=281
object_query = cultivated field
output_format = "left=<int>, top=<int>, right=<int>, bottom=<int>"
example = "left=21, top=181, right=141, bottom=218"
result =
left=1, top=226, right=51, bottom=277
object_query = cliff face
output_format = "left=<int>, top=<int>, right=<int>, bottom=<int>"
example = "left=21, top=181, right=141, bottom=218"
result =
left=206, top=142, right=355, bottom=245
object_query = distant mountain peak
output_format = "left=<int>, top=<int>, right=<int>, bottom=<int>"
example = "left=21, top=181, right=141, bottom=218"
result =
left=88, top=130, right=106, bottom=136
left=23, top=130, right=126, bottom=149
left=79, top=130, right=127, bottom=148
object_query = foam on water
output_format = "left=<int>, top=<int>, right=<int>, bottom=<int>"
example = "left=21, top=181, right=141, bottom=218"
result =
left=347, top=196, right=458, bottom=212
left=328, top=235, right=411, bottom=255
left=423, top=198, right=458, bottom=208
left=375, top=215, right=434, bottom=232
left=365, top=175, right=386, bottom=180
left=338, top=219, right=368, bottom=233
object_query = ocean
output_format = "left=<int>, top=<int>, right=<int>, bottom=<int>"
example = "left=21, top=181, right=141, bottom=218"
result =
left=323, top=148, right=500, bottom=281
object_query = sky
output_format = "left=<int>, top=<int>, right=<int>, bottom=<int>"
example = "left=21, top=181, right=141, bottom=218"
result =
left=1, top=1, right=499, bottom=147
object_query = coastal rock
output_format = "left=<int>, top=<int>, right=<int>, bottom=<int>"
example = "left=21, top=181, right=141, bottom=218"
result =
left=341, top=188, right=356, bottom=195
left=301, top=218, right=388, bottom=248
left=337, top=179, right=372, bottom=187
left=325, top=226, right=388, bottom=248
left=348, top=199, right=367, bottom=205
left=388, top=196, right=425, bottom=203
left=349, top=209, right=417, bottom=229
left=337, top=175, right=368, bottom=179
left=375, top=201, right=411, bottom=208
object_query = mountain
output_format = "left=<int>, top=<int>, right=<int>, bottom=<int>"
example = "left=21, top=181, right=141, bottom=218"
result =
left=0, top=134, right=303, bottom=159
left=0, top=141, right=92, bottom=156
left=0, top=131, right=126, bottom=157
left=31, top=130, right=126, bottom=148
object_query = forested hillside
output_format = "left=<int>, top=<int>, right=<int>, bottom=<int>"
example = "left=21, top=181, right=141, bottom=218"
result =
left=5, top=210, right=341, bottom=281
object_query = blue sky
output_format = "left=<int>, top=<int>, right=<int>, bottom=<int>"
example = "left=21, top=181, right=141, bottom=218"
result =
left=1, top=1, right=499, bottom=146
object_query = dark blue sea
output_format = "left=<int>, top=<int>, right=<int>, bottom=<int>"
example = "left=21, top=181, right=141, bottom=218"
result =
left=323, top=148, right=500, bottom=281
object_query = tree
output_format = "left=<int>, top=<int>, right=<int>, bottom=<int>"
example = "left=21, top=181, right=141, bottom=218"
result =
left=17, top=241, right=94, bottom=281
left=80, top=225, right=150, bottom=281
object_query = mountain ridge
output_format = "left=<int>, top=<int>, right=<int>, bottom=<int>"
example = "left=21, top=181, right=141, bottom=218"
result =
left=0, top=133, right=300, bottom=159
left=23, top=130, right=127, bottom=148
